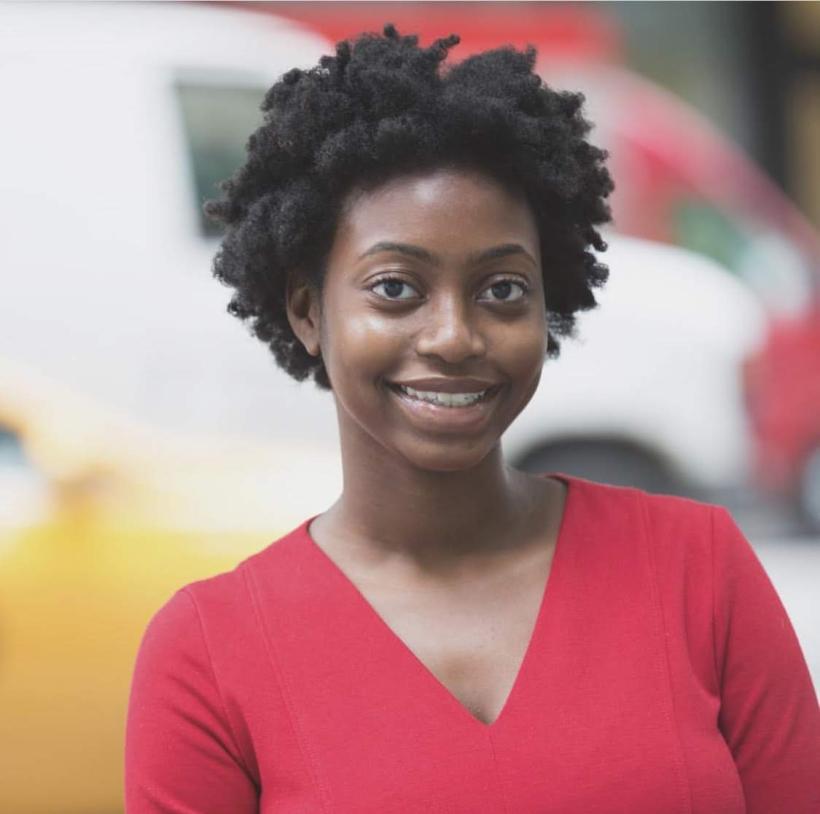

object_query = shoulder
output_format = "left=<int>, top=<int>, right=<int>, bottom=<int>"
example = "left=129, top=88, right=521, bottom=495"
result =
left=566, top=476, right=740, bottom=688
left=567, top=473, right=718, bottom=534
left=143, top=516, right=316, bottom=645
left=564, top=474, right=730, bottom=577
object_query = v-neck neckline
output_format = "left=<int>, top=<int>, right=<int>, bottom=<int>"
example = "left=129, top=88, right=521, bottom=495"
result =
left=300, top=472, right=575, bottom=732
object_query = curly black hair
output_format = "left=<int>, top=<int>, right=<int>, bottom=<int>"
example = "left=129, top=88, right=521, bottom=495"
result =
left=204, top=23, right=614, bottom=390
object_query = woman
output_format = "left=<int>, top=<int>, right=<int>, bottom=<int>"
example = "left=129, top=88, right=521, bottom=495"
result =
left=125, top=25, right=820, bottom=812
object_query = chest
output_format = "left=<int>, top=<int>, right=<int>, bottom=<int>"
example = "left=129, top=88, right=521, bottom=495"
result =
left=342, top=545, right=556, bottom=726
left=232, top=487, right=747, bottom=813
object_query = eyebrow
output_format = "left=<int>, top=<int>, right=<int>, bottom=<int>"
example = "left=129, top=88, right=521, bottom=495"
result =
left=357, top=241, right=537, bottom=268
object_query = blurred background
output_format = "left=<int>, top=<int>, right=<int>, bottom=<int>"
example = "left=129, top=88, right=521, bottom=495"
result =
left=1, top=2, right=818, bottom=811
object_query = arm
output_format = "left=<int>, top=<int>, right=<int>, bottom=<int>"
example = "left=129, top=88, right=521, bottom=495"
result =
left=712, top=506, right=820, bottom=814
left=125, top=588, right=259, bottom=813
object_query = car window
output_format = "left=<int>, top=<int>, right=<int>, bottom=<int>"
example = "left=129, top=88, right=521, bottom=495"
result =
left=175, top=80, right=268, bottom=237
left=0, top=425, right=28, bottom=469
left=673, top=199, right=815, bottom=317
left=0, top=423, right=49, bottom=526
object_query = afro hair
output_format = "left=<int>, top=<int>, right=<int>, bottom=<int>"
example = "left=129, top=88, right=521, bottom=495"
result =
left=204, top=23, right=614, bottom=389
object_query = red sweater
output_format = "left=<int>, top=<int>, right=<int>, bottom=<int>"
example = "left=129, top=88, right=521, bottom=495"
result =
left=125, top=475, right=820, bottom=812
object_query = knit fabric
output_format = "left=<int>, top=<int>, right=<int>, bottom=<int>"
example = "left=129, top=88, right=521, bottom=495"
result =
left=125, top=475, right=820, bottom=812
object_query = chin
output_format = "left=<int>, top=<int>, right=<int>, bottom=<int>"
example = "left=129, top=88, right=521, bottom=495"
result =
left=399, top=439, right=497, bottom=474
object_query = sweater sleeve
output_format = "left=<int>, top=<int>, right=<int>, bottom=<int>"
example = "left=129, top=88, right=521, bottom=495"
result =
left=711, top=506, right=820, bottom=813
left=125, top=587, right=259, bottom=813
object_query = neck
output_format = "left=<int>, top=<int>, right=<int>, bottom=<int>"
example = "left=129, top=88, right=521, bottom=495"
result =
left=322, top=426, right=545, bottom=571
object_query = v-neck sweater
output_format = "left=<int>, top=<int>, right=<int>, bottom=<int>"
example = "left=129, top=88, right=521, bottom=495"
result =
left=125, top=474, right=820, bottom=813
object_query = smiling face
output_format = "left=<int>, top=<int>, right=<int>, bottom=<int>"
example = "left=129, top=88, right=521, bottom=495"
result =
left=287, top=165, right=548, bottom=473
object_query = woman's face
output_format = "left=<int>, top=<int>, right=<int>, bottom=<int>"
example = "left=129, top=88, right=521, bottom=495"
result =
left=290, top=166, right=548, bottom=472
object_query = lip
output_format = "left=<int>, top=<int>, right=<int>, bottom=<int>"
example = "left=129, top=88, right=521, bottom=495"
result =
left=386, top=380, right=503, bottom=433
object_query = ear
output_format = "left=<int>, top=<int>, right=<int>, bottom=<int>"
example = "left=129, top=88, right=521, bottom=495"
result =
left=286, top=273, right=322, bottom=358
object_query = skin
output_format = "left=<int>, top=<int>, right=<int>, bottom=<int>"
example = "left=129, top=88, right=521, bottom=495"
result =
left=286, top=166, right=568, bottom=724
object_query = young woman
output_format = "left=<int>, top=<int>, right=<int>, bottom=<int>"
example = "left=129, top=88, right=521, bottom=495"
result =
left=125, top=25, right=820, bottom=813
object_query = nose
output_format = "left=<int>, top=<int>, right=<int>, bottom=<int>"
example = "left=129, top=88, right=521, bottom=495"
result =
left=414, top=293, right=487, bottom=363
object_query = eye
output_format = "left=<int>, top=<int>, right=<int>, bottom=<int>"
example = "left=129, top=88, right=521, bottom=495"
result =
left=478, top=278, right=529, bottom=303
left=369, top=277, right=421, bottom=301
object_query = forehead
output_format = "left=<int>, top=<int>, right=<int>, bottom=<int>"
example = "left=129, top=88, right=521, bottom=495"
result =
left=331, top=167, right=540, bottom=260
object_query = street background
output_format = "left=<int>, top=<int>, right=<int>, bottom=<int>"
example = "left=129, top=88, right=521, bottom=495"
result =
left=0, top=3, right=818, bottom=812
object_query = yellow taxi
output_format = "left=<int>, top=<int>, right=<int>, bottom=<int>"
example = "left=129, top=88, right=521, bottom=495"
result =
left=0, top=358, right=339, bottom=813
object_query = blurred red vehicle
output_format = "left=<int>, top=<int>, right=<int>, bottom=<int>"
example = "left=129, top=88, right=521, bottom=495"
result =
left=262, top=2, right=820, bottom=530
left=543, top=59, right=820, bottom=531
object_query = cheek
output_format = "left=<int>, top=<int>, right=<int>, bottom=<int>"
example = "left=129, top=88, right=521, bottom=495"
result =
left=324, top=309, right=407, bottom=379
left=497, top=316, right=549, bottom=381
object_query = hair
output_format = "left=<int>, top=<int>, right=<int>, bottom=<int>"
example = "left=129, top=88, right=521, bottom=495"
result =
left=204, top=23, right=614, bottom=390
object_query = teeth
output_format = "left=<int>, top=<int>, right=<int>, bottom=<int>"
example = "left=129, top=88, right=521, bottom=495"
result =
left=398, top=385, right=489, bottom=407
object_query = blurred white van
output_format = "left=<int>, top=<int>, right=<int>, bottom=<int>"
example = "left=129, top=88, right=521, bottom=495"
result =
left=0, top=1, right=335, bottom=436
left=506, top=235, right=766, bottom=494
left=0, top=2, right=765, bottom=506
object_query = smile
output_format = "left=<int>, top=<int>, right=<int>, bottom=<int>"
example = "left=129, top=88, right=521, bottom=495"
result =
left=394, top=384, right=493, bottom=408
left=386, top=381, right=502, bottom=432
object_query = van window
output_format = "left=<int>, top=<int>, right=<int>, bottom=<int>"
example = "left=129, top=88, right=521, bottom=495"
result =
left=175, top=82, right=268, bottom=237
